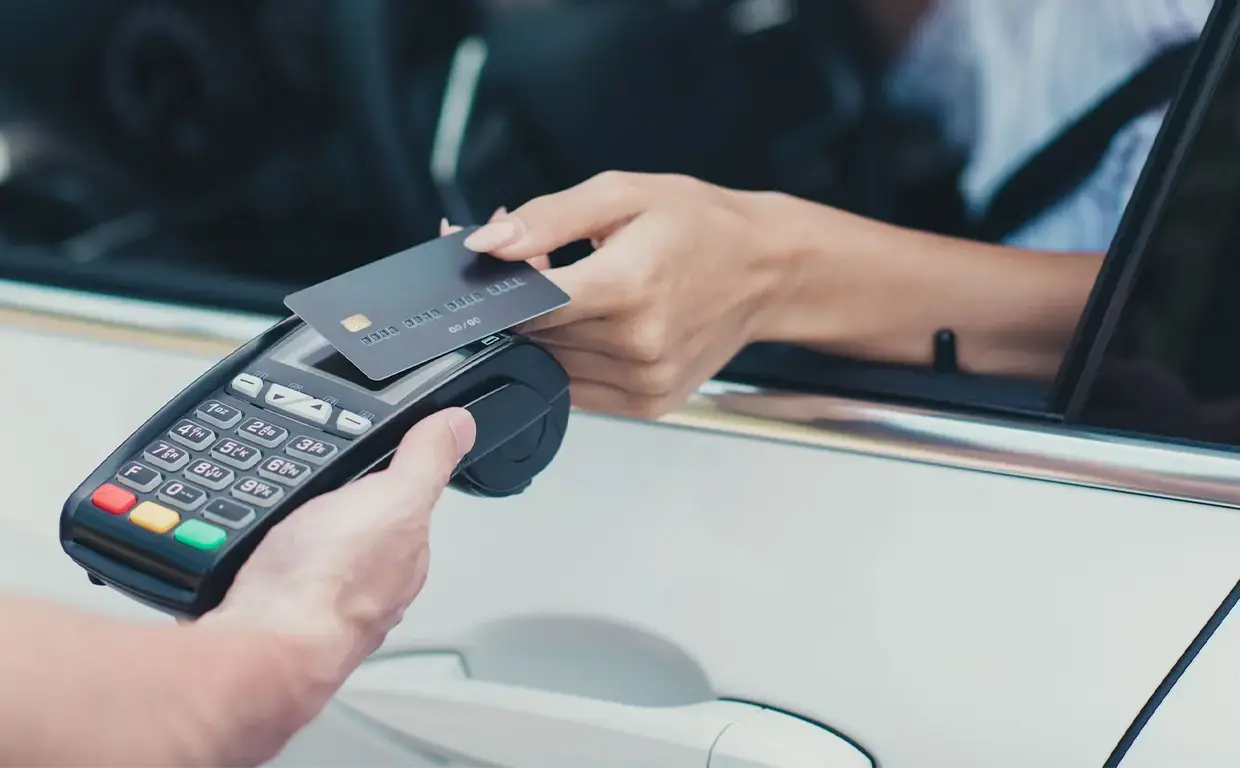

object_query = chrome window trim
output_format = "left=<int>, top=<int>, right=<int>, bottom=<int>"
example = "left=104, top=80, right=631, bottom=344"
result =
left=5, top=277, right=1240, bottom=509
left=0, top=279, right=277, bottom=343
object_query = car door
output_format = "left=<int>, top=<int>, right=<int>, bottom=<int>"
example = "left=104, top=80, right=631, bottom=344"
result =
left=254, top=395, right=1240, bottom=768
left=5, top=283, right=1240, bottom=768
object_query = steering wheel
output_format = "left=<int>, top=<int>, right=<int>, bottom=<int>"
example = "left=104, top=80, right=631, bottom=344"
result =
left=326, top=0, right=451, bottom=245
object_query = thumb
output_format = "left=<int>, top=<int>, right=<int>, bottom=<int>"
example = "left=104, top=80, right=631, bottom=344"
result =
left=462, top=172, right=647, bottom=260
left=379, top=407, right=476, bottom=496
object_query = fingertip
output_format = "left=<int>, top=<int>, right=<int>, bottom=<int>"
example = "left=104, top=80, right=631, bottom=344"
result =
left=444, top=407, right=477, bottom=460
left=463, top=217, right=526, bottom=254
left=389, top=407, right=476, bottom=480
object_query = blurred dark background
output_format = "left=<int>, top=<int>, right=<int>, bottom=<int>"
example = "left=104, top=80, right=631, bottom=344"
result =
left=0, top=0, right=968, bottom=312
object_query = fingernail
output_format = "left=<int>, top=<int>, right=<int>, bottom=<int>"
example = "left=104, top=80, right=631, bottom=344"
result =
left=440, top=217, right=449, bottom=235
left=464, top=216, right=524, bottom=252
left=447, top=409, right=477, bottom=459
left=491, top=206, right=508, bottom=221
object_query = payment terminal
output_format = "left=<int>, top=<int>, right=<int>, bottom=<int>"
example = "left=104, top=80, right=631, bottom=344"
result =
left=60, top=315, right=570, bottom=617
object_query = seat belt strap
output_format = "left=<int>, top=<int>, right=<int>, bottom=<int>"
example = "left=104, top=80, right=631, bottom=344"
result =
left=974, top=41, right=1198, bottom=243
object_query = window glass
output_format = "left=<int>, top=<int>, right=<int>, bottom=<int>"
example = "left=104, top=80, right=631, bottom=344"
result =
left=1066, top=0, right=1240, bottom=448
left=0, top=0, right=1216, bottom=416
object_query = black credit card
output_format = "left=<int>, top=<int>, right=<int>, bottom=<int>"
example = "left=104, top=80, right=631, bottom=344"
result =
left=284, top=227, right=570, bottom=381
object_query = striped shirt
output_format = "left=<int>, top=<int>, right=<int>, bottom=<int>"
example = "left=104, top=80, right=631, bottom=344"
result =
left=884, top=0, right=1214, bottom=251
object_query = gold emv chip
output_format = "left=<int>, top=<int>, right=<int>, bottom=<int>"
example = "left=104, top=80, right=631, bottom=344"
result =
left=340, top=314, right=372, bottom=333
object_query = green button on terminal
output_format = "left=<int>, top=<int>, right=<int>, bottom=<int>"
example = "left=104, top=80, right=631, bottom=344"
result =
left=174, top=519, right=227, bottom=551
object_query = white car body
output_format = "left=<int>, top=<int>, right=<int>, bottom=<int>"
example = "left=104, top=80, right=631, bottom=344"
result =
left=3, top=279, right=1238, bottom=766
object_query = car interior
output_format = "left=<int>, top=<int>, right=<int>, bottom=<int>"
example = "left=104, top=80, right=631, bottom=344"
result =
left=0, top=0, right=1235, bottom=450
left=0, top=1, right=946, bottom=287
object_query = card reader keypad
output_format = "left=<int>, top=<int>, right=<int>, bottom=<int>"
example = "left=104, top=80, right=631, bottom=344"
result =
left=92, top=382, right=348, bottom=556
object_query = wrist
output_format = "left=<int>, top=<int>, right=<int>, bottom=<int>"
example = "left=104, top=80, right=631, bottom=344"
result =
left=735, top=190, right=822, bottom=346
left=186, top=606, right=358, bottom=763
left=198, top=599, right=359, bottom=687
left=740, top=192, right=869, bottom=350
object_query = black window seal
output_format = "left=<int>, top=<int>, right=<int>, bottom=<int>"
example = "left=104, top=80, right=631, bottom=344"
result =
left=1051, top=0, right=1236, bottom=419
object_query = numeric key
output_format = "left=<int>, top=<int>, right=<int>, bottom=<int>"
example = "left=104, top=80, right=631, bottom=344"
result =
left=168, top=419, right=216, bottom=450
left=285, top=435, right=338, bottom=465
left=237, top=418, right=289, bottom=448
left=143, top=440, right=189, bottom=472
left=230, top=477, right=285, bottom=508
left=258, top=456, right=312, bottom=487
left=195, top=400, right=243, bottom=430
left=157, top=480, right=207, bottom=512
left=210, top=438, right=262, bottom=470
left=184, top=458, right=235, bottom=490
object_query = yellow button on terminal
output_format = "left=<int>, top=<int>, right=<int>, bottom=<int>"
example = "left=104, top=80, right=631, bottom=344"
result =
left=129, top=501, right=181, bottom=534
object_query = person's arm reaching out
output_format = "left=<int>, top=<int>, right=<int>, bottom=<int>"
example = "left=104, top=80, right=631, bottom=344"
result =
left=0, top=594, right=339, bottom=767
left=759, top=198, right=1102, bottom=378
left=447, top=172, right=1101, bottom=418
left=0, top=406, right=476, bottom=768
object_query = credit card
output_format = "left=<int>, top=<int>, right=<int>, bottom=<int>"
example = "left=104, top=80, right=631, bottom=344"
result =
left=284, top=227, right=570, bottom=381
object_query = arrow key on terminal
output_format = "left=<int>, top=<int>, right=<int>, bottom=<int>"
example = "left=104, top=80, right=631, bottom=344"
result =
left=265, top=384, right=309, bottom=408
left=266, top=384, right=333, bottom=425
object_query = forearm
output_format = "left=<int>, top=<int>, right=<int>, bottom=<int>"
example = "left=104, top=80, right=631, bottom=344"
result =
left=0, top=593, right=344, bottom=767
left=755, top=195, right=1103, bottom=379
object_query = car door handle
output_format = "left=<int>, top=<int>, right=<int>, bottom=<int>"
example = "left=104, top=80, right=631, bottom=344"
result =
left=336, top=653, right=872, bottom=767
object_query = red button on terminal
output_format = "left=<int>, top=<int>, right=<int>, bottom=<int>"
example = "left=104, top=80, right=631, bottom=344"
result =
left=91, top=483, right=137, bottom=515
